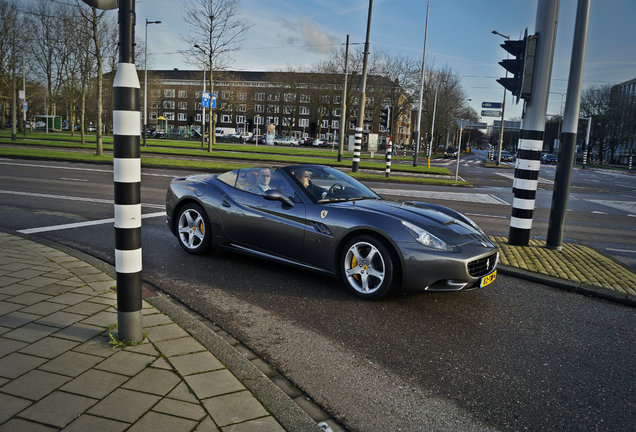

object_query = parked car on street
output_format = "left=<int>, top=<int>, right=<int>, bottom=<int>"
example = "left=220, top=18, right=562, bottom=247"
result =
left=541, top=153, right=558, bottom=164
left=165, top=164, right=498, bottom=300
left=274, top=136, right=299, bottom=146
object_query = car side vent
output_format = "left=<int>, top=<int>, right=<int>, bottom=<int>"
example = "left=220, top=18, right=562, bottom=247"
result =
left=312, top=222, right=333, bottom=237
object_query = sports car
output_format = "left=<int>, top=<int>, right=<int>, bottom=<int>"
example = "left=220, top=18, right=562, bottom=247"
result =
left=165, top=164, right=498, bottom=299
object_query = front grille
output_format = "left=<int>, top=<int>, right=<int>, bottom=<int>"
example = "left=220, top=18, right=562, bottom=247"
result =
left=468, top=252, right=498, bottom=277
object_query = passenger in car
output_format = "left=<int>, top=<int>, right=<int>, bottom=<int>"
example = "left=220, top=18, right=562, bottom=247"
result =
left=256, top=168, right=272, bottom=192
left=294, top=169, right=326, bottom=200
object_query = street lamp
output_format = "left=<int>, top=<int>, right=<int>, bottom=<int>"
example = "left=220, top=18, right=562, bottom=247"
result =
left=194, top=44, right=207, bottom=148
left=428, top=78, right=448, bottom=166
left=492, top=29, right=509, bottom=166
left=143, top=19, right=161, bottom=148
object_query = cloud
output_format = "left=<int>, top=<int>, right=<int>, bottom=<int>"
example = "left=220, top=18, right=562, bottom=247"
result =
left=299, top=18, right=334, bottom=53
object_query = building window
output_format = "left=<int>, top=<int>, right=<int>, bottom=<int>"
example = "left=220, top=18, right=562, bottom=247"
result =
left=255, top=92, right=265, bottom=101
left=163, top=112, right=174, bottom=120
left=150, top=102, right=160, bottom=110
left=163, top=101, right=175, bottom=109
left=178, top=113, right=187, bottom=121
left=284, top=93, right=295, bottom=102
left=238, top=92, right=246, bottom=100
left=150, top=89, right=160, bottom=98
left=334, top=96, right=341, bottom=104
left=195, top=113, right=201, bottom=122
left=178, top=101, right=187, bottom=110
left=332, top=120, right=339, bottom=129
left=164, top=89, right=175, bottom=98
left=237, top=104, right=246, bottom=112
left=150, top=112, right=158, bottom=120
left=267, top=116, right=279, bottom=125
left=221, top=114, right=231, bottom=123
left=196, top=102, right=202, bottom=110
left=268, top=93, right=280, bottom=102
left=255, top=104, right=264, bottom=113
left=299, top=106, right=310, bottom=115
left=178, top=90, right=187, bottom=98
left=299, top=118, right=309, bottom=127
left=321, top=120, right=329, bottom=128
left=283, top=106, right=293, bottom=115
left=222, top=91, right=233, bottom=99
left=300, top=94, right=310, bottom=103
left=254, top=116, right=263, bottom=125
left=236, top=115, right=246, bottom=124
left=333, top=108, right=341, bottom=117
left=320, top=95, right=330, bottom=104
left=268, top=104, right=280, bottom=114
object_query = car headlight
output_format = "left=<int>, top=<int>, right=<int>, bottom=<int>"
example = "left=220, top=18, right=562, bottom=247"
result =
left=401, top=221, right=449, bottom=250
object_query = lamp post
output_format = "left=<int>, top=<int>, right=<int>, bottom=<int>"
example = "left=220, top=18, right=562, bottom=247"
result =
left=415, top=0, right=430, bottom=167
left=492, top=30, right=509, bottom=166
left=427, top=78, right=447, bottom=164
left=143, top=19, right=161, bottom=148
left=194, top=44, right=207, bottom=148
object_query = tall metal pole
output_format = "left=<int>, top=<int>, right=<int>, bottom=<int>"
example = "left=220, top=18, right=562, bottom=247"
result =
left=201, top=69, right=206, bottom=148
left=113, top=0, right=143, bottom=342
left=11, top=56, right=16, bottom=140
left=428, top=85, right=438, bottom=162
left=337, top=34, right=350, bottom=162
left=508, top=0, right=560, bottom=246
left=143, top=20, right=160, bottom=146
left=546, top=0, right=590, bottom=250
left=492, top=30, right=510, bottom=166
left=22, top=53, right=26, bottom=138
left=352, top=0, right=373, bottom=173
left=415, top=0, right=430, bottom=167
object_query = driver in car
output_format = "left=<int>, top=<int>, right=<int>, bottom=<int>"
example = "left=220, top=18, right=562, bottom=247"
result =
left=294, top=169, right=326, bottom=200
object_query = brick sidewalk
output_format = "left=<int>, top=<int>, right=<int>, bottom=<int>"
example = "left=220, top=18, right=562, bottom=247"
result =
left=0, top=232, right=300, bottom=431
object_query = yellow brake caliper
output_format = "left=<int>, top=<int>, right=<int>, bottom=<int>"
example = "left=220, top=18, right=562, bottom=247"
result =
left=351, top=254, right=360, bottom=281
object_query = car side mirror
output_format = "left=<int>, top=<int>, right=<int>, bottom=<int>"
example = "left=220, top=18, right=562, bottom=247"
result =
left=263, top=189, right=294, bottom=207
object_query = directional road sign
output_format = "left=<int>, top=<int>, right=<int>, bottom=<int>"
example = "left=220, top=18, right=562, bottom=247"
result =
left=482, top=101, right=502, bottom=109
left=481, top=110, right=502, bottom=117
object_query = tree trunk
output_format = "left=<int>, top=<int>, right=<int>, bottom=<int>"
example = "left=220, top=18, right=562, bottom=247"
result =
left=92, top=7, right=103, bottom=156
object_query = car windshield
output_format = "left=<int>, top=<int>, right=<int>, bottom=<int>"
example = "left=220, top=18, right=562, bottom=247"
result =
left=282, top=165, right=380, bottom=203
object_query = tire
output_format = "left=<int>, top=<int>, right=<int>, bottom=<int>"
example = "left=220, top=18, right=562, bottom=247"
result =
left=341, top=235, right=395, bottom=299
left=175, top=203, right=211, bottom=254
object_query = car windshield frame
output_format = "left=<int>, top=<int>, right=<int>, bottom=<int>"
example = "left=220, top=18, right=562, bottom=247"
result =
left=281, top=165, right=381, bottom=203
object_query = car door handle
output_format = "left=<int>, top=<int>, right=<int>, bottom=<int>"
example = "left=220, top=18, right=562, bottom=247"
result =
left=222, top=200, right=231, bottom=208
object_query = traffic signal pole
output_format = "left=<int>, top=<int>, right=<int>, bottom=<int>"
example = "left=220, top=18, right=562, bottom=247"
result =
left=546, top=0, right=590, bottom=250
left=508, top=0, right=559, bottom=246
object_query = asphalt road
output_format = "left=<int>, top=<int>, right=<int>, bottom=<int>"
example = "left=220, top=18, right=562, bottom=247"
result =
left=1, top=157, right=634, bottom=431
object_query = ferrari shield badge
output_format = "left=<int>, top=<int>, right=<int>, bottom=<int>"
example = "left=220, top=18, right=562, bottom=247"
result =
left=320, top=210, right=328, bottom=219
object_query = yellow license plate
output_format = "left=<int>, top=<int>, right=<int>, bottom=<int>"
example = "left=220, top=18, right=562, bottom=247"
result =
left=480, top=270, right=497, bottom=288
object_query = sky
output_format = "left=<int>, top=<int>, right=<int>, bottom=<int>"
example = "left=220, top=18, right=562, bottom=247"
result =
left=135, top=0, right=636, bottom=124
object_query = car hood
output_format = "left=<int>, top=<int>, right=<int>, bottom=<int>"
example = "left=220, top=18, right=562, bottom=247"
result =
left=336, top=199, right=493, bottom=248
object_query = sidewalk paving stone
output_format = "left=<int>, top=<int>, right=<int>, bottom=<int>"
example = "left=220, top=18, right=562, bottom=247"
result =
left=145, top=323, right=189, bottom=341
left=0, top=369, right=71, bottom=401
left=60, top=369, right=129, bottom=399
left=122, top=367, right=181, bottom=396
left=17, top=336, right=78, bottom=359
left=72, top=335, right=118, bottom=358
left=87, top=388, right=160, bottom=423
left=80, top=310, right=117, bottom=328
left=39, top=351, right=103, bottom=377
left=53, top=322, right=103, bottom=342
left=61, top=414, right=129, bottom=432
left=127, top=411, right=198, bottom=432
left=0, top=337, right=27, bottom=357
left=169, top=351, right=224, bottom=376
left=152, top=398, right=207, bottom=421
left=3, top=322, right=59, bottom=343
left=0, top=311, right=39, bottom=328
left=20, top=301, right=67, bottom=316
left=19, top=390, right=97, bottom=428
left=35, top=311, right=86, bottom=328
left=7, top=292, right=52, bottom=306
left=0, top=418, right=58, bottom=432
left=222, top=416, right=285, bottom=432
left=0, top=284, right=38, bottom=296
left=0, top=393, right=32, bottom=424
left=203, top=390, right=269, bottom=427
left=154, top=336, right=206, bottom=357
left=61, top=300, right=109, bottom=316
left=0, top=352, right=47, bottom=379
left=167, top=382, right=199, bottom=403
left=48, top=292, right=92, bottom=306
left=95, top=350, right=155, bottom=376
left=184, top=369, right=245, bottom=400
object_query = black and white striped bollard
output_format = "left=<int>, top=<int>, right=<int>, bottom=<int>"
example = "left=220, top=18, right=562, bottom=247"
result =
left=385, top=137, right=392, bottom=177
left=352, top=127, right=362, bottom=172
left=114, top=0, right=143, bottom=342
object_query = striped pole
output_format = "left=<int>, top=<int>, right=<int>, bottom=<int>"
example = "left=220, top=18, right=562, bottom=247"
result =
left=385, top=137, right=392, bottom=177
left=508, top=0, right=559, bottom=246
left=353, top=128, right=363, bottom=171
left=114, top=0, right=143, bottom=342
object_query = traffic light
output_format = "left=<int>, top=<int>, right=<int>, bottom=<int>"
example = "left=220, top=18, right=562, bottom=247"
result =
left=497, top=30, right=537, bottom=102
left=380, top=105, right=391, bottom=130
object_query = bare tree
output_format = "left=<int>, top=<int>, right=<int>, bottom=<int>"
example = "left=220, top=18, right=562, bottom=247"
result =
left=0, top=0, right=20, bottom=130
left=181, top=0, right=250, bottom=151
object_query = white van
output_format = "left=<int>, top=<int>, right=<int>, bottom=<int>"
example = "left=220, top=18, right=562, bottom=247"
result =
left=215, top=127, right=236, bottom=137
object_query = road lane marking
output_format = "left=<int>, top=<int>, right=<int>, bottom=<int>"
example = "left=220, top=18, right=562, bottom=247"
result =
left=60, top=178, right=89, bottom=182
left=0, top=159, right=176, bottom=178
left=373, top=188, right=510, bottom=205
left=495, top=171, right=554, bottom=184
left=606, top=248, right=636, bottom=254
left=0, top=190, right=163, bottom=209
left=17, top=211, right=166, bottom=234
left=585, top=199, right=636, bottom=214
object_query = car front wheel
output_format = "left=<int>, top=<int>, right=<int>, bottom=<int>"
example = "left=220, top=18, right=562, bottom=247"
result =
left=176, top=203, right=211, bottom=254
left=341, top=236, right=394, bottom=299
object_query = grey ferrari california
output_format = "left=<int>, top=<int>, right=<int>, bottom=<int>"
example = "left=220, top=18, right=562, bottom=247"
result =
left=165, top=164, right=498, bottom=299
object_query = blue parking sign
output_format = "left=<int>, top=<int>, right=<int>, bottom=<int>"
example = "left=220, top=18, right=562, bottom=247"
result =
left=202, top=92, right=211, bottom=108
left=211, top=94, right=217, bottom=109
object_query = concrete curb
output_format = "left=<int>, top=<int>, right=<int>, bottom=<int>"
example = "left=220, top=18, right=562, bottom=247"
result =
left=497, top=265, right=636, bottom=307
left=145, top=294, right=323, bottom=432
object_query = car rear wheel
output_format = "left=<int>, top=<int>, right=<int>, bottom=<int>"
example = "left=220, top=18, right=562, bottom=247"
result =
left=176, top=203, right=211, bottom=254
left=341, top=236, right=394, bottom=299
